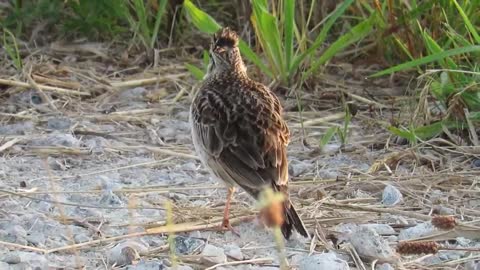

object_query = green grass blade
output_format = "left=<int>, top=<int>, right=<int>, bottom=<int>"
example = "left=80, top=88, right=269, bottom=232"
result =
left=238, top=40, right=273, bottom=78
left=370, top=45, right=480, bottom=77
left=2, top=28, right=22, bottom=70
left=422, top=31, right=458, bottom=69
left=303, top=14, right=375, bottom=81
left=185, top=63, right=205, bottom=80
left=452, top=0, right=480, bottom=44
left=182, top=1, right=270, bottom=78
left=150, top=0, right=168, bottom=48
left=251, top=1, right=285, bottom=79
left=291, top=0, right=354, bottom=73
left=284, top=0, right=295, bottom=72
left=388, top=126, right=416, bottom=144
left=183, top=0, right=221, bottom=33
left=202, top=50, right=210, bottom=69
left=132, top=0, right=150, bottom=45
left=469, top=111, right=480, bottom=121
left=319, top=127, right=337, bottom=148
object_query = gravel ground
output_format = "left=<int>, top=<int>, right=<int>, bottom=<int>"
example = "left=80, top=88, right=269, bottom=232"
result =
left=1, top=75, right=479, bottom=269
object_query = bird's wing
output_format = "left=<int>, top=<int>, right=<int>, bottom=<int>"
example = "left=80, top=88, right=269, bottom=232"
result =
left=191, top=82, right=290, bottom=195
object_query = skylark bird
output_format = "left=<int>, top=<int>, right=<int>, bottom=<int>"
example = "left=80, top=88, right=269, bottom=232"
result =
left=190, top=27, right=309, bottom=239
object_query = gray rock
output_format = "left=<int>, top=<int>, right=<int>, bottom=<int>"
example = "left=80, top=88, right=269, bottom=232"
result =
left=30, top=133, right=80, bottom=147
left=108, top=241, right=148, bottom=266
left=180, top=162, right=197, bottom=171
left=360, top=224, right=396, bottom=235
left=1, top=251, right=48, bottom=270
left=83, top=137, right=110, bottom=154
left=288, top=160, right=313, bottom=177
left=200, top=244, right=226, bottom=265
left=376, top=263, right=395, bottom=270
left=297, top=252, right=349, bottom=270
left=166, top=265, right=194, bottom=270
left=175, top=236, right=205, bottom=255
left=1, top=253, right=21, bottom=264
left=73, top=233, right=90, bottom=244
left=0, top=121, right=34, bottom=135
left=47, top=157, right=67, bottom=171
left=26, top=231, right=46, bottom=247
left=0, top=225, right=27, bottom=245
left=46, top=117, right=72, bottom=130
left=119, top=87, right=147, bottom=101
left=126, top=260, right=165, bottom=270
left=224, top=244, right=243, bottom=260
left=466, top=261, right=480, bottom=270
left=0, top=262, right=9, bottom=270
left=436, top=249, right=465, bottom=261
left=337, top=223, right=396, bottom=236
left=433, top=205, right=455, bottom=215
left=334, top=223, right=358, bottom=234
left=348, top=227, right=396, bottom=262
left=8, top=225, right=27, bottom=239
left=382, top=185, right=403, bottom=206
left=398, top=223, right=435, bottom=241
left=9, top=262, right=31, bottom=270
left=472, top=159, right=480, bottom=168
left=99, top=190, right=124, bottom=206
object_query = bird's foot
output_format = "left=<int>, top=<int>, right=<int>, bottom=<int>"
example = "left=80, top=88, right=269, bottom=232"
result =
left=219, top=219, right=240, bottom=237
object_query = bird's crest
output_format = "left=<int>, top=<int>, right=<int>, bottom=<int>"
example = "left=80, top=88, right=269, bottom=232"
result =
left=213, top=27, right=239, bottom=49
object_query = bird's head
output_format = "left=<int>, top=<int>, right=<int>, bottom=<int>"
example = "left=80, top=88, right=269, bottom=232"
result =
left=206, top=27, right=246, bottom=77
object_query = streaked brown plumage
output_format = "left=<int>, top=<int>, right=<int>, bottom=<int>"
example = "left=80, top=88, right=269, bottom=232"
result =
left=189, top=27, right=309, bottom=239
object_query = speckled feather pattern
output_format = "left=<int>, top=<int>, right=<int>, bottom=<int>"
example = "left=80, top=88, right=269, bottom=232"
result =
left=189, top=28, right=309, bottom=239
left=192, top=71, right=289, bottom=191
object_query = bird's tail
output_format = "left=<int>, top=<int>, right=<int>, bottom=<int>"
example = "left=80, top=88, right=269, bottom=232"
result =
left=281, top=200, right=310, bottom=239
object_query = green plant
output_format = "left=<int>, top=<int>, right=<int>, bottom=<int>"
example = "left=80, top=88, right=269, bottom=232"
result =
left=2, top=0, right=170, bottom=49
left=185, top=51, right=210, bottom=80
left=125, top=0, right=169, bottom=48
left=319, top=126, right=337, bottom=149
left=2, top=28, right=22, bottom=70
left=364, top=0, right=480, bottom=145
left=184, top=0, right=377, bottom=86
left=64, top=0, right=129, bottom=38
left=165, top=200, right=178, bottom=267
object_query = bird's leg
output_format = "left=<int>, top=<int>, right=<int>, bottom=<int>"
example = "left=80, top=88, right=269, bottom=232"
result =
left=220, top=187, right=239, bottom=236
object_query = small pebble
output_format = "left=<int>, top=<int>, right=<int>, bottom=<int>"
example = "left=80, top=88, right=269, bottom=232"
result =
left=0, top=121, right=34, bottom=135
left=382, top=184, right=403, bottom=206
left=118, top=87, right=146, bottom=101
left=47, top=117, right=72, bottom=130
left=297, top=252, right=350, bottom=270
left=224, top=244, right=243, bottom=260
left=200, top=244, right=226, bottom=265
left=398, top=222, right=435, bottom=241
left=376, top=263, right=395, bottom=270
left=26, top=232, right=46, bottom=247
left=108, top=241, right=147, bottom=266
left=30, top=133, right=80, bottom=148
left=360, top=224, right=396, bottom=235
left=348, top=227, right=396, bottom=262
left=472, top=159, right=480, bottom=168
left=175, top=236, right=205, bottom=255
left=288, top=160, right=312, bottom=177
left=1, top=253, right=21, bottom=264
left=465, top=261, right=480, bottom=270
left=99, top=190, right=124, bottom=206
left=74, top=234, right=90, bottom=244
